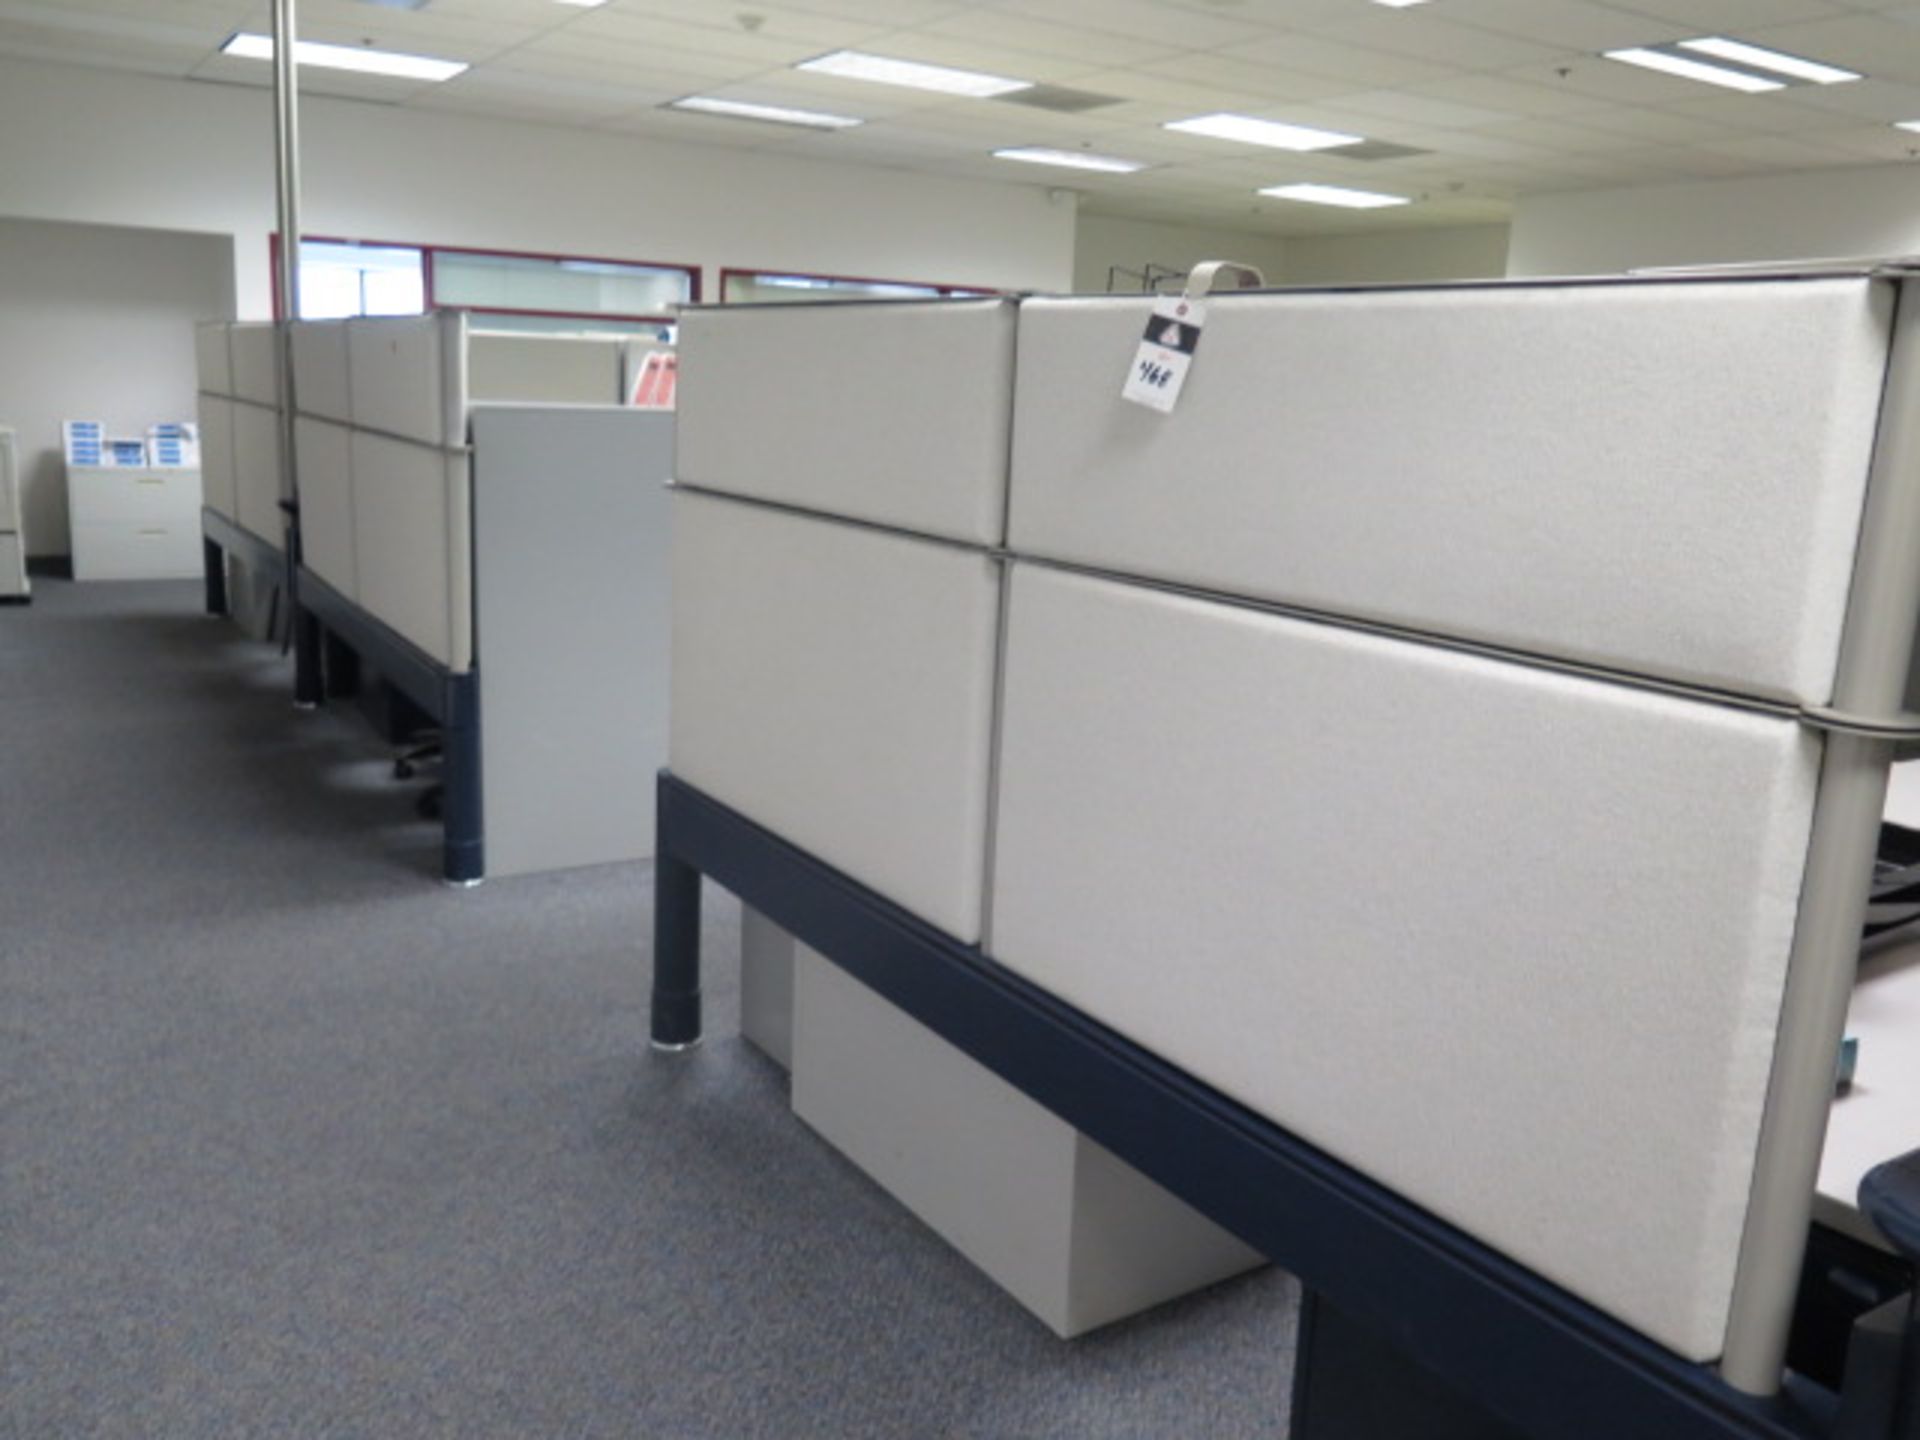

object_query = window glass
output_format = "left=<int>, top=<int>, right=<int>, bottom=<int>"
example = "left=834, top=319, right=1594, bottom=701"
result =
left=297, top=241, right=425, bottom=318
left=431, top=250, right=689, bottom=319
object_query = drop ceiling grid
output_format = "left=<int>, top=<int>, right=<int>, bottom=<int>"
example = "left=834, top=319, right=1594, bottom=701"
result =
left=1, top=0, right=1915, bottom=235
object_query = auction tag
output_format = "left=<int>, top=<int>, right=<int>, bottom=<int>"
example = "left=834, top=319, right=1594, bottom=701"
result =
left=1121, top=294, right=1206, bottom=414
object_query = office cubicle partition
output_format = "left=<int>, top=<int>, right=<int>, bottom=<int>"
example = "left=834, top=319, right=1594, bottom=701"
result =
left=654, top=272, right=1920, bottom=1438
left=287, top=312, right=670, bottom=884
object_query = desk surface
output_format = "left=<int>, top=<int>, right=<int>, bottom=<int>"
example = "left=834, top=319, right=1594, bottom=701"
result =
left=1817, top=932, right=1920, bottom=1247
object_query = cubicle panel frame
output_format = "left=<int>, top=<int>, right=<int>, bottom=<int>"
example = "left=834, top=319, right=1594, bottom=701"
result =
left=296, top=563, right=482, bottom=884
left=646, top=773, right=1832, bottom=1440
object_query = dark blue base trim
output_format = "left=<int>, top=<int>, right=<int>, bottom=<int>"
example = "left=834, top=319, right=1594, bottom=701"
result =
left=297, top=566, right=483, bottom=884
left=651, top=770, right=1833, bottom=1440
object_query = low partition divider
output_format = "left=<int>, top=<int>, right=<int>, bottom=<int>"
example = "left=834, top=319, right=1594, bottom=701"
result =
left=655, top=274, right=1920, bottom=1438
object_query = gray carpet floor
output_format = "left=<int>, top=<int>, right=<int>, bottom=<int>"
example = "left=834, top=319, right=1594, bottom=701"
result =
left=0, top=579, right=1297, bottom=1439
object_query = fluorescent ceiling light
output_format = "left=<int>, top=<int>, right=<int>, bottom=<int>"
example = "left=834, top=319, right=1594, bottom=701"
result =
left=992, top=146, right=1144, bottom=173
left=221, top=32, right=467, bottom=82
left=1371, top=0, right=1433, bottom=7
left=795, top=50, right=1029, bottom=98
left=1259, top=182, right=1409, bottom=209
left=1602, top=46, right=1783, bottom=92
left=1165, top=112, right=1362, bottom=152
left=1677, top=36, right=1859, bottom=85
left=1898, top=120, right=1920, bottom=133
left=668, top=96, right=863, bottom=129
left=552, top=0, right=608, bottom=6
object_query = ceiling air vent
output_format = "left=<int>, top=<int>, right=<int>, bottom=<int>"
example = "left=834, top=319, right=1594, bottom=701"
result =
left=995, top=85, right=1125, bottom=113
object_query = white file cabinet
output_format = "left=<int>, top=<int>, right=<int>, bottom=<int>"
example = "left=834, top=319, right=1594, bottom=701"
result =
left=67, top=463, right=203, bottom=581
left=0, top=427, right=26, bottom=600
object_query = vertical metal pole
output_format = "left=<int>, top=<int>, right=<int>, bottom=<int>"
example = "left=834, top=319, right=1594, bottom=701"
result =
left=1721, top=276, right=1920, bottom=1394
left=271, top=0, right=323, bottom=708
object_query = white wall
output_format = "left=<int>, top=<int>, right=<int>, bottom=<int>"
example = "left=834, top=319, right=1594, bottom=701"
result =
left=0, top=218, right=232, bottom=556
left=1073, top=213, right=1289, bottom=294
left=0, top=56, right=1075, bottom=319
left=1508, top=164, right=1920, bottom=277
left=1283, top=225, right=1509, bottom=285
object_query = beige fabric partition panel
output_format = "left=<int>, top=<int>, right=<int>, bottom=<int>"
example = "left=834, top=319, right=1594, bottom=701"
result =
left=676, top=299, right=1017, bottom=545
left=227, top=323, right=280, bottom=409
left=468, top=332, right=624, bottom=405
left=231, top=398, right=283, bottom=544
left=349, top=432, right=471, bottom=671
left=193, top=322, right=231, bottom=398
left=669, top=490, right=1003, bottom=942
left=1010, top=280, right=1892, bottom=704
left=196, top=395, right=237, bottom=523
left=290, top=321, right=352, bottom=424
left=347, top=313, right=466, bottom=449
left=986, top=564, right=1822, bottom=1364
left=294, top=417, right=354, bottom=601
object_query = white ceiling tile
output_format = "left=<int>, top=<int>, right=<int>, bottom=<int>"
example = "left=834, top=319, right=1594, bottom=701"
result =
left=1694, top=132, right=1878, bottom=164
left=918, top=9, right=1168, bottom=69
left=1222, top=33, right=1461, bottom=87
left=1600, top=0, right=1852, bottom=27
left=986, top=0, right=1270, bottom=50
left=1739, top=13, right=1920, bottom=79
left=1330, top=89, right=1514, bottom=128
left=1438, top=0, right=1689, bottom=51
left=559, top=10, right=819, bottom=66
left=1303, top=12, right=1567, bottom=69
left=1400, top=72, right=1622, bottom=117
left=1769, top=77, right=1920, bottom=120
left=1127, top=50, right=1358, bottom=102
left=1558, top=103, right=1748, bottom=141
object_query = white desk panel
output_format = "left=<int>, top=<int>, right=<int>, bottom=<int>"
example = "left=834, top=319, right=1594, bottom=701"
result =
left=988, top=564, right=1821, bottom=1363
left=676, top=299, right=1016, bottom=545
left=294, top=418, right=355, bottom=601
left=670, top=490, right=1002, bottom=942
left=1010, top=279, right=1892, bottom=706
left=1817, top=941, right=1920, bottom=1249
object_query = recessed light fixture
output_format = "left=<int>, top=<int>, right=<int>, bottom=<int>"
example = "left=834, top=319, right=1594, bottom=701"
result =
left=1371, top=0, right=1433, bottom=7
left=1165, top=112, right=1363, bottom=152
left=992, top=146, right=1145, bottom=173
left=1677, top=36, right=1860, bottom=84
left=1897, top=120, right=1920, bottom=133
left=1259, top=182, right=1409, bottom=209
left=795, top=50, right=1030, bottom=98
left=220, top=32, right=468, bottom=82
left=667, top=96, right=863, bottom=129
left=552, top=0, right=608, bottom=7
left=1602, top=46, right=1783, bottom=93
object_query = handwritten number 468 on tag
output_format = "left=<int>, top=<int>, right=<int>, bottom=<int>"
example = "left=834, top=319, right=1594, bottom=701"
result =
left=1121, top=294, right=1206, bottom=414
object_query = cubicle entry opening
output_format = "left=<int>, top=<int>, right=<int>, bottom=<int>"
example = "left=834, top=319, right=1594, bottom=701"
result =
left=297, top=566, right=483, bottom=885
left=648, top=771, right=1920, bottom=1440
